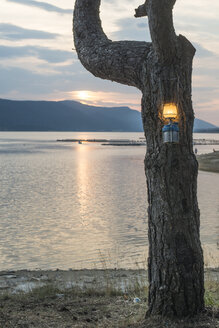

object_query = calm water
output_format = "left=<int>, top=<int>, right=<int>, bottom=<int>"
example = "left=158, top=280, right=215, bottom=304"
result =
left=0, top=132, right=218, bottom=270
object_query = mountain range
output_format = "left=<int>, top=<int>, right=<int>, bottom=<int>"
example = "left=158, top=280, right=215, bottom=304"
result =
left=0, top=99, right=218, bottom=132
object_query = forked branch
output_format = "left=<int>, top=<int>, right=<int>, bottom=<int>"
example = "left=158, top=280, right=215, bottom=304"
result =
left=73, top=0, right=151, bottom=89
left=135, top=0, right=177, bottom=63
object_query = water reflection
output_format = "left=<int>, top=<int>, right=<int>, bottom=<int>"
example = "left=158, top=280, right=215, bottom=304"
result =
left=0, top=132, right=218, bottom=270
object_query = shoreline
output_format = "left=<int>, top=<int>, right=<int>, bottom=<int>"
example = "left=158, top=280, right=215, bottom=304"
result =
left=57, top=138, right=219, bottom=146
left=0, top=267, right=218, bottom=295
left=197, top=151, right=219, bottom=173
left=0, top=268, right=147, bottom=295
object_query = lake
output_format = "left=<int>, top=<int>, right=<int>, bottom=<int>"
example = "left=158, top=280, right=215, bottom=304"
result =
left=0, top=132, right=218, bottom=270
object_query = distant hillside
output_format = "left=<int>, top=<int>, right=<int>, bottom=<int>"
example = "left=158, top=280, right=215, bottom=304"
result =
left=193, top=119, right=219, bottom=132
left=0, top=99, right=218, bottom=132
left=0, top=99, right=143, bottom=132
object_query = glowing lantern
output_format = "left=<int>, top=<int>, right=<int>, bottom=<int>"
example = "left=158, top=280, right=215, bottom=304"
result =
left=162, top=103, right=179, bottom=143
left=163, top=103, right=178, bottom=120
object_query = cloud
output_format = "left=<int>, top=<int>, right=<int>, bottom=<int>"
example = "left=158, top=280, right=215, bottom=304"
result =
left=112, top=19, right=216, bottom=59
left=6, top=0, right=72, bottom=14
left=0, top=62, right=139, bottom=102
left=0, top=23, right=58, bottom=40
left=0, top=45, right=73, bottom=63
left=0, top=62, right=218, bottom=125
left=112, top=17, right=151, bottom=42
left=193, top=43, right=215, bottom=58
left=69, top=90, right=141, bottom=109
left=174, top=9, right=219, bottom=48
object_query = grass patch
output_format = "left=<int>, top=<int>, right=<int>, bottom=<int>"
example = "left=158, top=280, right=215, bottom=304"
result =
left=204, top=279, right=219, bottom=308
left=27, top=283, right=60, bottom=300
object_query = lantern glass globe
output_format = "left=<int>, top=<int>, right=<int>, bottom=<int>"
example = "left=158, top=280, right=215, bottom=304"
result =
left=163, top=103, right=178, bottom=120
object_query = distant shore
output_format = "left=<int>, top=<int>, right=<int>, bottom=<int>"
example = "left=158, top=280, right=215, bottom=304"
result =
left=57, top=138, right=219, bottom=147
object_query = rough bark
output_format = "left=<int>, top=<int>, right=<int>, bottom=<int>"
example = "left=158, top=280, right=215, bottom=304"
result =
left=73, top=0, right=151, bottom=89
left=142, top=35, right=204, bottom=317
left=73, top=0, right=204, bottom=318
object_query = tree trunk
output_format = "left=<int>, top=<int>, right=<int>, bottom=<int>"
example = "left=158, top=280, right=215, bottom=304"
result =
left=73, top=0, right=205, bottom=318
left=141, top=36, right=204, bottom=317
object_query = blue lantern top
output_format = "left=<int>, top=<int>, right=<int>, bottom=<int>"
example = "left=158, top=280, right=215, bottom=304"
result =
left=162, top=122, right=179, bottom=132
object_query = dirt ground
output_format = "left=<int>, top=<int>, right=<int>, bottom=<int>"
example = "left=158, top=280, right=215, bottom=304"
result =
left=0, top=291, right=145, bottom=327
left=0, top=292, right=218, bottom=328
left=0, top=269, right=218, bottom=328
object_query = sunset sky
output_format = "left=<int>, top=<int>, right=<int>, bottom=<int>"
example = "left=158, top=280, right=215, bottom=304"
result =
left=0, top=0, right=219, bottom=125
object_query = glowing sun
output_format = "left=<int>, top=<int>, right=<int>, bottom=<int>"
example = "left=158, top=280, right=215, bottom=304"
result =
left=76, top=90, right=92, bottom=101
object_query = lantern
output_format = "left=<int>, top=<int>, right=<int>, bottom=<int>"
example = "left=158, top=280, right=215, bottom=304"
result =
left=163, top=103, right=178, bottom=120
left=162, top=103, right=179, bottom=143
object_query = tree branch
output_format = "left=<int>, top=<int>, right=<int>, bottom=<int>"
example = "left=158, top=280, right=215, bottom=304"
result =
left=73, top=0, right=151, bottom=89
left=135, top=3, right=147, bottom=18
left=136, top=0, right=177, bottom=63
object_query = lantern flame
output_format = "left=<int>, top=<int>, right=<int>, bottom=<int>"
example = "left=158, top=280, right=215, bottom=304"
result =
left=163, top=103, right=178, bottom=120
